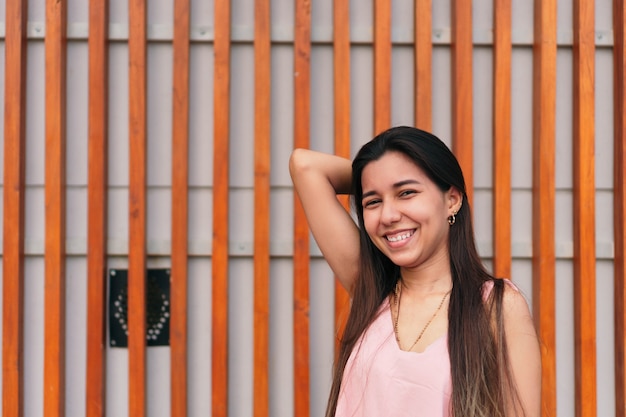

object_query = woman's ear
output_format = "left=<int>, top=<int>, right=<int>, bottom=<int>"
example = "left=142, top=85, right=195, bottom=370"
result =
left=447, top=186, right=463, bottom=214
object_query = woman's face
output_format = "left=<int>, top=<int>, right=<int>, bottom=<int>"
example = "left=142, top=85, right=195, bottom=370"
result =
left=360, top=151, right=460, bottom=270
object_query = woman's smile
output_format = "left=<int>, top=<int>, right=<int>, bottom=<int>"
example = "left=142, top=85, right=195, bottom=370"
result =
left=385, top=229, right=415, bottom=243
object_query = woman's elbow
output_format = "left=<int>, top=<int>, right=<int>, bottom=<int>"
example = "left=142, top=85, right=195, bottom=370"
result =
left=289, top=148, right=311, bottom=180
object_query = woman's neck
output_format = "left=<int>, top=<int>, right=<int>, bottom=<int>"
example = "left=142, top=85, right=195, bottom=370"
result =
left=398, top=265, right=452, bottom=296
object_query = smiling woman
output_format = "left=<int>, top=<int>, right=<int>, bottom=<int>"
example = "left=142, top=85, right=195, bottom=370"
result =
left=289, top=126, right=541, bottom=417
left=360, top=151, right=459, bottom=273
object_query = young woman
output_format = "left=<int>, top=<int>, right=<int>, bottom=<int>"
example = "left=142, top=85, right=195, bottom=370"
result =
left=289, top=126, right=541, bottom=417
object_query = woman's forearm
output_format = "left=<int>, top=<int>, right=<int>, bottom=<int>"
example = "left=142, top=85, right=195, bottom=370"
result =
left=289, top=148, right=352, bottom=195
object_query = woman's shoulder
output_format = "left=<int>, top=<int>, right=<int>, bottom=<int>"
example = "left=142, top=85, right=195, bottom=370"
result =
left=482, top=278, right=534, bottom=323
left=481, top=277, right=518, bottom=299
left=482, top=278, right=533, bottom=318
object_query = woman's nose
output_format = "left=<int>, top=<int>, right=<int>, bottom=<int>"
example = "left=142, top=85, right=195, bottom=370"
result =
left=380, top=201, right=401, bottom=224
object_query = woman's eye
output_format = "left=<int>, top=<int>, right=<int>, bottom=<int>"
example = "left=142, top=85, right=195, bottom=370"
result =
left=399, top=190, right=417, bottom=197
left=363, top=199, right=381, bottom=208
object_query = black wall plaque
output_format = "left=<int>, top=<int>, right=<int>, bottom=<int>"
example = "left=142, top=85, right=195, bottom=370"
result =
left=109, top=268, right=171, bottom=347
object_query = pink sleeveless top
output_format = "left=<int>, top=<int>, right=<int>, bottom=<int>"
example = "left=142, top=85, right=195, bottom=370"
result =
left=335, top=279, right=513, bottom=417
left=335, top=298, right=452, bottom=417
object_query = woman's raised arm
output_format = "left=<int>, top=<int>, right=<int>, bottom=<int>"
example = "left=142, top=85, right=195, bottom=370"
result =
left=289, top=148, right=360, bottom=292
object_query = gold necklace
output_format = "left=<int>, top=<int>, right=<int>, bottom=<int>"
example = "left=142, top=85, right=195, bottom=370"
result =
left=393, top=280, right=451, bottom=352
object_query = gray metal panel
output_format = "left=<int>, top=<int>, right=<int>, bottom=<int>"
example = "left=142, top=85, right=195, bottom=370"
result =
left=229, top=44, right=255, bottom=188
left=511, top=47, right=534, bottom=190
left=597, top=260, right=616, bottom=417
left=187, top=257, right=213, bottom=416
left=24, top=257, right=45, bottom=417
left=188, top=43, right=214, bottom=187
left=108, top=43, right=130, bottom=188
left=391, top=45, right=415, bottom=127
left=271, top=45, right=295, bottom=186
left=228, top=258, right=254, bottom=417
left=310, top=45, right=335, bottom=153
left=556, top=49, right=574, bottom=190
left=65, top=257, right=88, bottom=416
left=147, top=43, right=174, bottom=188
left=269, top=258, right=295, bottom=417
left=473, top=46, right=494, bottom=189
left=349, top=45, right=374, bottom=148
left=26, top=41, right=45, bottom=186
left=596, top=48, right=615, bottom=190
left=556, top=259, right=575, bottom=417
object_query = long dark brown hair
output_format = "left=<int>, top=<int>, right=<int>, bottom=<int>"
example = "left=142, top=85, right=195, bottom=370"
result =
left=325, top=126, right=522, bottom=417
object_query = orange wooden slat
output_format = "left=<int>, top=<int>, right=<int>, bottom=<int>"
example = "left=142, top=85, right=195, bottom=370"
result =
left=414, top=0, right=432, bottom=130
left=492, top=0, right=512, bottom=278
left=294, top=0, right=312, bottom=414
left=211, top=0, right=231, bottom=414
left=333, top=0, right=351, bottom=355
left=614, top=2, right=626, bottom=414
left=451, top=0, right=473, bottom=203
left=572, top=1, right=597, bottom=415
left=128, top=0, right=148, bottom=415
left=86, top=0, right=109, bottom=415
left=2, top=0, right=28, bottom=415
left=171, top=0, right=190, bottom=414
left=373, top=0, right=391, bottom=133
left=333, top=0, right=350, bottom=156
left=254, top=0, right=272, bottom=415
left=44, top=0, right=68, bottom=415
left=532, top=1, right=557, bottom=415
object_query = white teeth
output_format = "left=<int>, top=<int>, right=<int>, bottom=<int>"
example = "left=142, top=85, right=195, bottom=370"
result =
left=387, top=231, right=414, bottom=242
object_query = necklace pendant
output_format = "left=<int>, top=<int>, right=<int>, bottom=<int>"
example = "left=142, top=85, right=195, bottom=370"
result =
left=392, top=281, right=451, bottom=352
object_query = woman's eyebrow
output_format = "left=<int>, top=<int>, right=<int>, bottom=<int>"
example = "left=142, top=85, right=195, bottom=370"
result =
left=362, top=190, right=377, bottom=200
left=361, top=179, right=421, bottom=200
left=392, top=179, right=420, bottom=188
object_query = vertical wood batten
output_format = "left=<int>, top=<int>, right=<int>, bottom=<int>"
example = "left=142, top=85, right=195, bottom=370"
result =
left=614, top=1, right=626, bottom=414
left=44, top=0, right=68, bottom=415
left=492, top=0, right=512, bottom=278
left=451, top=0, right=473, bottom=203
left=2, top=0, right=28, bottom=415
left=373, top=0, right=391, bottom=133
left=294, top=0, right=311, bottom=414
left=254, top=0, right=271, bottom=415
left=128, top=0, right=147, bottom=415
left=572, top=1, right=597, bottom=415
left=414, top=0, right=432, bottom=130
left=532, top=1, right=557, bottom=415
left=170, top=0, right=190, bottom=414
left=333, top=0, right=351, bottom=354
left=86, top=0, right=109, bottom=415
left=211, top=0, right=231, bottom=414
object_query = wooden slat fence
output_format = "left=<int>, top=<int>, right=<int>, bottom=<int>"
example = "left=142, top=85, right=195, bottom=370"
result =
left=293, top=0, right=312, bottom=414
left=532, top=1, right=558, bottom=415
left=0, top=1, right=624, bottom=416
left=373, top=0, right=391, bottom=133
left=170, top=0, right=190, bottom=414
left=492, top=0, right=512, bottom=279
left=414, top=0, right=432, bottom=130
left=254, top=0, right=271, bottom=415
left=333, top=0, right=351, bottom=353
left=85, top=0, right=109, bottom=416
left=573, top=1, right=597, bottom=415
left=43, top=0, right=67, bottom=415
left=211, top=0, right=231, bottom=415
left=451, top=0, right=474, bottom=204
left=127, top=0, right=148, bottom=416
left=2, top=1, right=27, bottom=416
